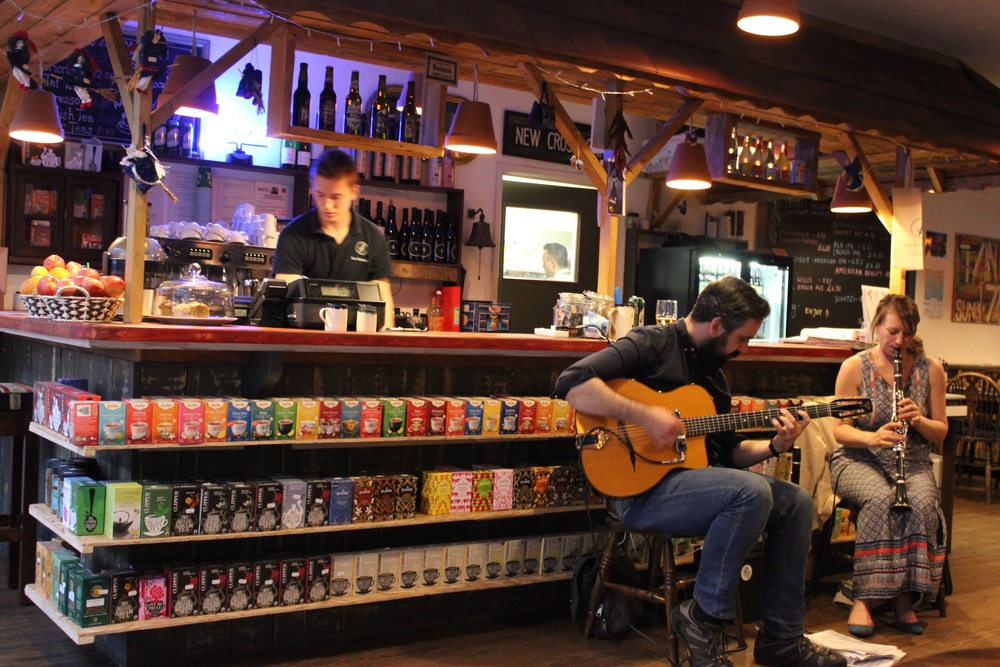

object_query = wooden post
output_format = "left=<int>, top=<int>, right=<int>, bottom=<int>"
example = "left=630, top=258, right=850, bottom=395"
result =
left=0, top=78, right=22, bottom=248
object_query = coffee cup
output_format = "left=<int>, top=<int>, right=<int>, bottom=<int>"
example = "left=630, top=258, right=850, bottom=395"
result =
left=422, top=568, right=440, bottom=585
left=343, top=419, right=359, bottom=436
left=130, top=421, right=148, bottom=440
left=465, top=564, right=482, bottom=581
left=448, top=416, right=463, bottom=433
left=299, top=420, right=316, bottom=436
left=319, top=305, right=348, bottom=332
left=277, top=419, right=294, bottom=435
left=182, top=420, right=201, bottom=439
left=484, top=416, right=498, bottom=432
left=430, top=416, right=444, bottom=434
left=401, top=571, right=418, bottom=588
left=355, top=575, right=374, bottom=594
left=467, top=416, right=481, bottom=432
left=103, top=422, right=122, bottom=441
left=388, top=417, right=403, bottom=433
left=505, top=560, right=521, bottom=577
left=444, top=566, right=461, bottom=584
left=486, top=562, right=502, bottom=579
left=363, top=417, right=380, bottom=434
left=502, top=416, right=516, bottom=432
left=543, top=556, right=558, bottom=573
left=331, top=577, right=350, bottom=596
left=143, top=515, right=167, bottom=536
left=253, top=420, right=271, bottom=437
left=206, top=420, right=224, bottom=438
left=230, top=420, right=247, bottom=437
left=523, top=557, right=539, bottom=575
left=377, top=573, right=396, bottom=591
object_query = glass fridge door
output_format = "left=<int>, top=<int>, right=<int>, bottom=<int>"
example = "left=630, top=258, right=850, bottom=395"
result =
left=697, top=255, right=743, bottom=295
left=749, top=261, right=789, bottom=341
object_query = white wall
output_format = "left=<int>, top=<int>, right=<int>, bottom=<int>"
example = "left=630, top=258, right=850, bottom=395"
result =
left=914, top=189, right=1000, bottom=367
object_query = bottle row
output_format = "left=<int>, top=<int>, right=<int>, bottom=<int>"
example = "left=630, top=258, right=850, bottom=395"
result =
left=292, top=65, right=420, bottom=144
left=725, top=128, right=811, bottom=186
left=46, top=459, right=591, bottom=540
left=33, top=381, right=574, bottom=447
left=151, top=116, right=198, bottom=159
left=37, top=529, right=601, bottom=628
left=359, top=199, right=459, bottom=265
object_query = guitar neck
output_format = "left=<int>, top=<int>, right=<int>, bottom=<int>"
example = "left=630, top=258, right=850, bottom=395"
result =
left=683, top=402, right=834, bottom=437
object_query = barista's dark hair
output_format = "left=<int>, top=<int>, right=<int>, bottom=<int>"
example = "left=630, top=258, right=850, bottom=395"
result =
left=309, top=149, right=359, bottom=186
left=690, top=275, right=770, bottom=332
left=543, top=242, right=569, bottom=268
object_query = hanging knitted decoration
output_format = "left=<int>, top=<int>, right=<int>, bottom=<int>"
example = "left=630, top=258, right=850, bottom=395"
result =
left=127, top=29, right=170, bottom=93
left=236, top=62, right=265, bottom=115
left=121, top=142, right=178, bottom=202
left=6, top=31, right=36, bottom=89
left=607, top=100, right=632, bottom=182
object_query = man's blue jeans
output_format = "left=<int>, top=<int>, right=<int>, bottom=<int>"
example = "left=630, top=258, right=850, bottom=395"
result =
left=608, top=466, right=812, bottom=639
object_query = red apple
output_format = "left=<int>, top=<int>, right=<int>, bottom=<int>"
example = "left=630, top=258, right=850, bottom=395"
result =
left=74, top=273, right=105, bottom=297
left=55, top=278, right=86, bottom=296
left=65, top=261, right=85, bottom=276
left=36, top=275, right=59, bottom=296
left=100, top=275, right=126, bottom=299
left=76, top=267, right=101, bottom=280
left=42, top=254, right=66, bottom=271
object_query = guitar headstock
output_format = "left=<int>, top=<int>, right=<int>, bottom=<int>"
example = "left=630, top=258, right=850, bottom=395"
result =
left=828, top=397, right=873, bottom=419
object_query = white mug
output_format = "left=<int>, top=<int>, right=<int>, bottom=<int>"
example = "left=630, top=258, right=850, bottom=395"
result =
left=319, top=305, right=348, bottom=332
left=608, top=305, right=635, bottom=341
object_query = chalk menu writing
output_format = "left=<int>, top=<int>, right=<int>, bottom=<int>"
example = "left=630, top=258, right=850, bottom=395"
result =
left=42, top=34, right=195, bottom=144
left=769, top=198, right=890, bottom=332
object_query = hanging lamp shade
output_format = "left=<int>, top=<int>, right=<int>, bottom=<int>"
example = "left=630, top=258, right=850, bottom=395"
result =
left=9, top=89, right=65, bottom=143
left=158, top=55, right=219, bottom=117
left=445, top=100, right=497, bottom=155
left=830, top=173, right=874, bottom=213
left=665, top=135, right=713, bottom=190
left=737, top=0, right=800, bottom=36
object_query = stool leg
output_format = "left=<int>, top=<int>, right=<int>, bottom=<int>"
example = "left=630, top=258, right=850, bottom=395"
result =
left=7, top=432, right=25, bottom=591
left=16, top=433, right=38, bottom=605
left=731, top=588, right=747, bottom=650
left=583, top=530, right=621, bottom=639
left=662, top=540, right=681, bottom=667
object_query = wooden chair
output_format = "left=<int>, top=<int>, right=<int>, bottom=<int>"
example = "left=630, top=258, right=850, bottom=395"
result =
left=947, top=372, right=1000, bottom=503
left=583, top=517, right=746, bottom=666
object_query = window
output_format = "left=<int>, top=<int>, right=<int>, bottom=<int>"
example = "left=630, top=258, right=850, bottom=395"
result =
left=501, top=206, right=579, bottom=282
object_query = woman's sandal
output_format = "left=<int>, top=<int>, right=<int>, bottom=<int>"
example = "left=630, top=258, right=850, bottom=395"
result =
left=848, top=623, right=875, bottom=638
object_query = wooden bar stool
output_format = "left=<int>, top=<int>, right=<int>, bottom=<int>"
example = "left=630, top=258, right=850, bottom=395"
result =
left=584, top=517, right=746, bottom=666
left=0, top=410, right=38, bottom=605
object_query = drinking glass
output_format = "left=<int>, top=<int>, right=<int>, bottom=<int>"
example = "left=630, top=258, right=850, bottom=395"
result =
left=655, top=299, right=678, bottom=325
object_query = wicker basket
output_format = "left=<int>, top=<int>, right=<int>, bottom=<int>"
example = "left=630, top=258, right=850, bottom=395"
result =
left=19, top=292, right=51, bottom=318
left=46, top=285, right=122, bottom=322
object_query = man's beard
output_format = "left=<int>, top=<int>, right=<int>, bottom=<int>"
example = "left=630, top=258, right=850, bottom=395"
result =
left=697, top=331, right=740, bottom=369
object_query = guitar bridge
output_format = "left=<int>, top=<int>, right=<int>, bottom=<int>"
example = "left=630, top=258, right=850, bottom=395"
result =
left=675, top=433, right=687, bottom=454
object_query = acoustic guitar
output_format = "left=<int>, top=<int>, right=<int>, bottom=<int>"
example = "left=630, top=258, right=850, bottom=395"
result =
left=577, top=379, right=872, bottom=497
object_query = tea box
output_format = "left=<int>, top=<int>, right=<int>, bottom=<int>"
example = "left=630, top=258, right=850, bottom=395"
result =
left=481, top=399, right=502, bottom=436
left=503, top=538, right=526, bottom=577
left=279, top=557, right=307, bottom=606
left=317, top=397, right=341, bottom=439
left=420, top=471, right=451, bottom=516
left=403, top=397, right=428, bottom=437
left=465, top=543, right=487, bottom=582
left=424, top=397, right=447, bottom=436
left=226, top=398, right=251, bottom=441
left=376, top=549, right=400, bottom=592
left=106, top=568, right=139, bottom=623
left=541, top=536, right=564, bottom=574
left=104, top=481, right=142, bottom=540
left=201, top=398, right=229, bottom=444
left=58, top=561, right=85, bottom=614
left=252, top=479, right=282, bottom=532
left=353, top=551, right=378, bottom=595
left=50, top=550, right=80, bottom=603
left=176, top=398, right=205, bottom=445
left=485, top=542, right=505, bottom=580
left=328, top=477, right=353, bottom=525
left=359, top=398, right=383, bottom=438
left=463, top=397, right=484, bottom=435
left=307, top=554, right=331, bottom=603
left=164, top=563, right=200, bottom=618
left=381, top=397, right=407, bottom=437
left=64, top=478, right=105, bottom=536
left=329, top=553, right=355, bottom=597
left=149, top=397, right=178, bottom=444
left=226, top=562, right=255, bottom=612
left=560, top=533, right=583, bottom=572
left=253, top=559, right=281, bottom=609
left=199, top=482, right=229, bottom=534
left=523, top=537, right=543, bottom=575
left=535, top=398, right=555, bottom=434
left=470, top=469, right=493, bottom=512
left=66, top=399, right=100, bottom=446
left=98, top=401, right=127, bottom=446
left=34, top=541, right=62, bottom=599
left=227, top=481, right=256, bottom=533
left=518, top=398, right=538, bottom=434
left=339, top=398, right=362, bottom=438
left=498, top=398, right=520, bottom=435
left=140, top=482, right=172, bottom=538
left=273, top=476, right=306, bottom=530
left=549, top=465, right=573, bottom=507
left=531, top=466, right=553, bottom=507
left=443, top=545, right=466, bottom=584
left=68, top=568, right=110, bottom=628
left=272, top=398, right=297, bottom=440
left=170, top=483, right=200, bottom=536
left=123, top=398, right=153, bottom=445
left=372, top=475, right=396, bottom=521
left=449, top=469, right=473, bottom=513
left=294, top=397, right=320, bottom=439
left=492, top=467, right=513, bottom=511
left=250, top=399, right=275, bottom=440
left=512, top=467, right=534, bottom=509
left=421, top=546, right=444, bottom=587
left=394, top=474, right=417, bottom=519
left=444, top=397, right=465, bottom=436
left=138, top=573, right=168, bottom=620
left=351, top=475, right=374, bottom=523
left=199, top=563, right=228, bottom=614
left=552, top=399, right=574, bottom=434
left=304, top=478, right=331, bottom=527
left=398, top=548, right=423, bottom=590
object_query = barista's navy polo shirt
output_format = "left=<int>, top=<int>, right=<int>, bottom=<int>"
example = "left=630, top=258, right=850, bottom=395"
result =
left=272, top=209, right=391, bottom=281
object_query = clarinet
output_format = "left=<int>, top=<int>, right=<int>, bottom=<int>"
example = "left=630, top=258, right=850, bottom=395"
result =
left=890, top=349, right=910, bottom=510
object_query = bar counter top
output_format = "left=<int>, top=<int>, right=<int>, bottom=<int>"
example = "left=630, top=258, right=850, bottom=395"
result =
left=0, top=312, right=855, bottom=361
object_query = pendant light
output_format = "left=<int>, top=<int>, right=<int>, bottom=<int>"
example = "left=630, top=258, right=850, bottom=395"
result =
left=445, top=64, right=497, bottom=155
left=158, top=11, right=219, bottom=117
left=9, top=89, right=65, bottom=143
left=464, top=208, right=496, bottom=280
left=830, top=156, right=873, bottom=213
left=737, top=0, right=800, bottom=37
left=665, top=132, right=712, bottom=190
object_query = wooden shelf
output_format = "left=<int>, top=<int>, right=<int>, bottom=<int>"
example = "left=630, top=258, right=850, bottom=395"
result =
left=26, top=568, right=573, bottom=645
left=30, top=503, right=599, bottom=554
left=270, top=126, right=444, bottom=160
left=711, top=174, right=820, bottom=199
left=391, top=260, right=461, bottom=282
left=29, top=422, right=574, bottom=457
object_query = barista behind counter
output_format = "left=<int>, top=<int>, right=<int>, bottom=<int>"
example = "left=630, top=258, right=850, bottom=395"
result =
left=273, top=149, right=394, bottom=325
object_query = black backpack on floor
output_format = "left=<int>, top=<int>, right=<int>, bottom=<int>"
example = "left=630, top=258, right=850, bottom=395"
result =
left=570, top=549, right=644, bottom=639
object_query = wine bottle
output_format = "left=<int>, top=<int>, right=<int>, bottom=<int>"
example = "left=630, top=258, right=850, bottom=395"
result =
left=371, top=150, right=385, bottom=181
left=384, top=152, right=399, bottom=183
left=409, top=157, right=423, bottom=185
left=344, top=70, right=363, bottom=135
left=399, top=80, right=420, bottom=143
left=318, top=66, right=336, bottom=131
left=397, top=208, right=411, bottom=261
left=296, top=142, right=311, bottom=171
left=751, top=136, right=764, bottom=179
left=446, top=213, right=459, bottom=264
left=777, top=142, right=790, bottom=182
left=280, top=139, right=297, bottom=169
left=764, top=139, right=777, bottom=181
left=739, top=134, right=751, bottom=176
left=410, top=208, right=424, bottom=261
left=422, top=208, right=435, bottom=263
left=292, top=63, right=311, bottom=128
left=374, top=200, right=386, bottom=231
left=369, top=74, right=389, bottom=139
left=433, top=210, right=447, bottom=263
left=727, top=126, right=739, bottom=174
left=385, top=203, right=399, bottom=259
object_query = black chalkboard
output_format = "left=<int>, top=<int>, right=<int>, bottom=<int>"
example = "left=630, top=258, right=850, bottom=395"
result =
left=768, top=198, right=890, bottom=332
left=42, top=32, right=198, bottom=144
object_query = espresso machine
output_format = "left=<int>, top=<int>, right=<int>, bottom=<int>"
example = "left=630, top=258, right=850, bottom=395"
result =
left=153, top=238, right=276, bottom=322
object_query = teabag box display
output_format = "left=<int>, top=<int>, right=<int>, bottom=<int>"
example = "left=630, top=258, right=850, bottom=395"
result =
left=443, top=545, right=466, bottom=584
left=372, top=475, right=396, bottom=521
left=138, top=573, right=168, bottom=620
left=422, top=546, right=444, bottom=587
left=176, top=398, right=205, bottom=445
left=399, top=547, right=424, bottom=590
left=272, top=398, right=297, bottom=441
left=253, top=559, right=281, bottom=609
left=104, top=481, right=142, bottom=539
left=485, top=542, right=505, bottom=580
left=170, top=483, right=200, bottom=536
left=124, top=398, right=153, bottom=445
left=106, top=569, right=139, bottom=624
left=354, top=551, right=379, bottom=595
left=376, top=549, right=400, bottom=592
left=306, top=554, right=331, bottom=603
left=140, top=482, right=172, bottom=538
left=273, top=476, right=306, bottom=530
left=503, top=538, right=526, bottom=578
left=329, top=553, right=355, bottom=597
left=541, top=535, right=564, bottom=574
left=465, top=543, right=487, bottom=582
left=250, top=399, right=274, bottom=440
left=280, top=556, right=307, bottom=606
left=304, top=478, right=331, bottom=528
left=523, top=537, right=543, bottom=575
left=328, top=477, right=353, bottom=525
left=226, top=562, right=255, bottom=612
left=98, top=401, right=127, bottom=446
left=317, top=398, right=341, bottom=439
left=149, top=397, right=178, bottom=445
left=226, top=398, right=251, bottom=441
left=294, top=397, right=320, bottom=439
left=201, top=398, right=229, bottom=444
left=339, top=398, right=362, bottom=438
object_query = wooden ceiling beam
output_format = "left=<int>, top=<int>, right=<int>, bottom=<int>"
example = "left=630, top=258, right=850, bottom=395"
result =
left=927, top=166, right=947, bottom=193
left=100, top=14, right=135, bottom=122
left=625, top=98, right=702, bottom=187
left=842, top=131, right=893, bottom=233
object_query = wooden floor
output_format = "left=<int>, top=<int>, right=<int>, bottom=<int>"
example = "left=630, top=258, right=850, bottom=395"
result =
left=3, top=489, right=999, bottom=666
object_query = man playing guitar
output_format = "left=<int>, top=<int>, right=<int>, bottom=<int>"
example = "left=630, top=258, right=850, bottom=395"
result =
left=555, top=276, right=847, bottom=667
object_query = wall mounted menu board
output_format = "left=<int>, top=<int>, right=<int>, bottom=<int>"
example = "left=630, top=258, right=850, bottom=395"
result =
left=768, top=199, right=890, bottom=332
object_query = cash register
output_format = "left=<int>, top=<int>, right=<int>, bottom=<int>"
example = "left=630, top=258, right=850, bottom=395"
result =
left=283, top=278, right=386, bottom=330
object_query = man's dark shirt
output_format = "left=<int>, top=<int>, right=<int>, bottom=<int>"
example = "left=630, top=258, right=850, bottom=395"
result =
left=552, top=320, right=744, bottom=468
left=273, top=209, right=391, bottom=282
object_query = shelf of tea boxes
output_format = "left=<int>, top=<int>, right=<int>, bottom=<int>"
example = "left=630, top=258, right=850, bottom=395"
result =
left=25, top=564, right=574, bottom=645
left=28, top=421, right=575, bottom=458
left=29, top=502, right=598, bottom=555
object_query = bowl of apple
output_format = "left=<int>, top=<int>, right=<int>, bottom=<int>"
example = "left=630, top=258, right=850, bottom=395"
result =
left=20, top=255, right=126, bottom=322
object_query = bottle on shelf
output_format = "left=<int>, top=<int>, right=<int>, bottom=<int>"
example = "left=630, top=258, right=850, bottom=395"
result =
left=739, top=134, right=751, bottom=176
left=165, top=116, right=181, bottom=156
left=751, top=136, right=764, bottom=179
left=422, top=208, right=435, bottom=263
left=398, top=208, right=411, bottom=261
left=384, top=152, right=399, bottom=183
left=433, top=211, right=447, bottom=263
left=280, top=139, right=298, bottom=169
left=428, top=290, right=445, bottom=332
left=408, top=157, right=423, bottom=185
left=374, top=200, right=386, bottom=231
left=777, top=142, right=791, bottom=182
left=399, top=80, right=420, bottom=144
left=446, top=213, right=459, bottom=264
left=385, top=203, right=400, bottom=258
left=410, top=208, right=424, bottom=261
left=318, top=66, right=336, bottom=131
left=292, top=62, right=311, bottom=128
left=727, top=125, right=739, bottom=174
left=764, top=139, right=777, bottom=181
left=296, top=141, right=312, bottom=171
left=152, top=123, right=167, bottom=154
left=344, top=70, right=363, bottom=135
left=369, top=74, right=389, bottom=140
left=371, top=149, right=386, bottom=181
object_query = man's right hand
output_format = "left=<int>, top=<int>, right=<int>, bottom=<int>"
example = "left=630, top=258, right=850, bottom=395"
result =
left=639, top=406, right=685, bottom=452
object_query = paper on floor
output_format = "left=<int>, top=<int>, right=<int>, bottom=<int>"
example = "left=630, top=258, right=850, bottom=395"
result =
left=806, top=629, right=905, bottom=667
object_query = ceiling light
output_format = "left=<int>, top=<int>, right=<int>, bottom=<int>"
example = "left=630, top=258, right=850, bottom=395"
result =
left=830, top=172, right=873, bottom=213
left=445, top=64, right=496, bottom=154
left=9, top=89, right=65, bottom=143
left=158, top=54, right=219, bottom=117
left=665, top=133, right=712, bottom=190
left=737, top=0, right=801, bottom=37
